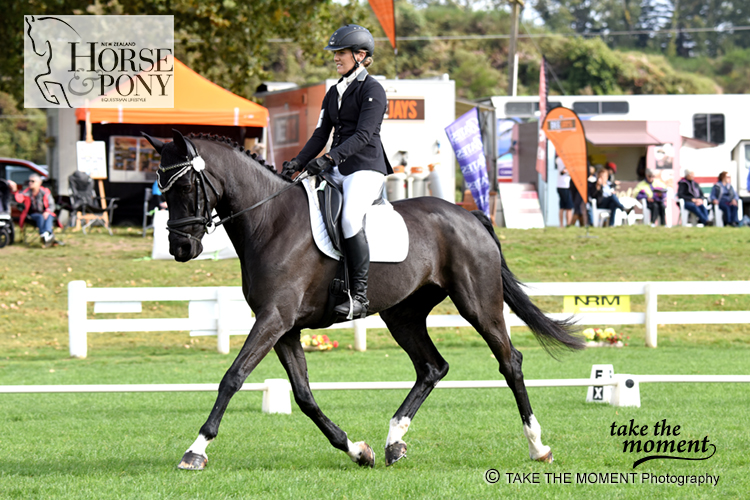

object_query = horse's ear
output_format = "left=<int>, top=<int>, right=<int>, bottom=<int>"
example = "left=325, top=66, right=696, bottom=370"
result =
left=141, top=132, right=164, bottom=154
left=171, top=129, right=189, bottom=155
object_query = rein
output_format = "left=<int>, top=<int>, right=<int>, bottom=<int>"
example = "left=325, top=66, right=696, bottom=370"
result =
left=212, top=171, right=309, bottom=228
left=158, top=140, right=308, bottom=239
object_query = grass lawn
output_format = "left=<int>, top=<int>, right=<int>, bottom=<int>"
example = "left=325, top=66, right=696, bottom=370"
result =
left=1, top=224, right=749, bottom=499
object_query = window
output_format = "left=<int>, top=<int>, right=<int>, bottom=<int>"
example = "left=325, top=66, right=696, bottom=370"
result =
left=504, top=102, right=533, bottom=117
left=710, top=114, right=725, bottom=144
left=601, top=101, right=629, bottom=114
left=533, top=102, right=562, bottom=113
left=693, top=114, right=725, bottom=144
left=572, top=101, right=599, bottom=114
left=5, top=165, right=36, bottom=186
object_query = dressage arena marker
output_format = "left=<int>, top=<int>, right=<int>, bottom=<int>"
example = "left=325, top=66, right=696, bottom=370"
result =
left=67, top=280, right=750, bottom=358
left=3, top=369, right=749, bottom=413
left=586, top=364, right=615, bottom=404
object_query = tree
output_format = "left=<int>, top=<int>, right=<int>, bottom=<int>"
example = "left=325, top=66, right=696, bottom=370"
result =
left=0, top=91, right=47, bottom=163
left=0, top=0, right=354, bottom=108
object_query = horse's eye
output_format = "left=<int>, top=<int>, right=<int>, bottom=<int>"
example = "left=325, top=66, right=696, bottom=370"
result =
left=181, top=184, right=192, bottom=194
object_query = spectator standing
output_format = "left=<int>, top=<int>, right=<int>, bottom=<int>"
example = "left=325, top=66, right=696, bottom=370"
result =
left=556, top=156, right=573, bottom=227
left=710, top=171, right=740, bottom=226
left=635, top=169, right=667, bottom=226
left=677, top=169, right=710, bottom=226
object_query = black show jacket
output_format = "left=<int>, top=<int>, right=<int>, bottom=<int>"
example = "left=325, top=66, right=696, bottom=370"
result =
left=296, top=69, right=393, bottom=176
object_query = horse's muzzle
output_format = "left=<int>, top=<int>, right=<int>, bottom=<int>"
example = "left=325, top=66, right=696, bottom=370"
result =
left=170, top=234, right=203, bottom=262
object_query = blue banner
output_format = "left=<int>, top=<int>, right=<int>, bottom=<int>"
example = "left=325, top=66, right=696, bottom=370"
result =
left=445, top=108, right=490, bottom=216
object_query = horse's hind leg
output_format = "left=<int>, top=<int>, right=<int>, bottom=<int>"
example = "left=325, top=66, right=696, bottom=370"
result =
left=379, top=286, right=449, bottom=466
left=274, top=331, right=375, bottom=467
left=450, top=286, right=553, bottom=463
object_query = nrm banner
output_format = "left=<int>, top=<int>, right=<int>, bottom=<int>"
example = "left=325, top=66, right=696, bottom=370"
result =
left=445, top=107, right=490, bottom=217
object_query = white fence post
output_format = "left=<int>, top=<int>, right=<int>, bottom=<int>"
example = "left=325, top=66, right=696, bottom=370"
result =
left=216, top=288, right=230, bottom=355
left=503, top=302, right=512, bottom=339
left=644, top=283, right=658, bottom=348
left=68, top=280, right=88, bottom=359
left=261, top=378, right=292, bottom=414
left=353, top=319, right=367, bottom=352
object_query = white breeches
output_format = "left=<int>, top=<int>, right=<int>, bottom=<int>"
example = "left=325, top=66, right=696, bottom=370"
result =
left=328, top=167, right=385, bottom=239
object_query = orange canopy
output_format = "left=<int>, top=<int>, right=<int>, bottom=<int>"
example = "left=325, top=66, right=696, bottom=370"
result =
left=75, top=59, right=268, bottom=127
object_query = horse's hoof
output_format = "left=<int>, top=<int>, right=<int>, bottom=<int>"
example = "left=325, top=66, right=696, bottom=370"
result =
left=385, top=441, right=407, bottom=466
left=535, top=450, right=554, bottom=463
left=356, top=443, right=375, bottom=468
left=178, top=451, right=207, bottom=470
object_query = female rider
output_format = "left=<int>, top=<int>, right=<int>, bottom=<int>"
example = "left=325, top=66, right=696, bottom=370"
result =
left=284, top=24, right=393, bottom=319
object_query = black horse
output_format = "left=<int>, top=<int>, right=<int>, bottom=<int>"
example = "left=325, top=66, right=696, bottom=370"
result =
left=143, top=130, right=583, bottom=470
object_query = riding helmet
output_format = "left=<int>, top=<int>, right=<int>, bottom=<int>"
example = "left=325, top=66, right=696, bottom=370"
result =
left=325, top=25, right=375, bottom=58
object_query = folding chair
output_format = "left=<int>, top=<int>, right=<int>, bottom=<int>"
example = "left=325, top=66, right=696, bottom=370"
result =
left=590, top=199, right=610, bottom=227
left=713, top=204, right=724, bottom=227
left=678, top=198, right=702, bottom=227
left=68, top=171, right=119, bottom=235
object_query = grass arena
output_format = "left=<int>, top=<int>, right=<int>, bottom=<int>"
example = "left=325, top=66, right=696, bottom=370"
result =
left=1, top=226, right=749, bottom=499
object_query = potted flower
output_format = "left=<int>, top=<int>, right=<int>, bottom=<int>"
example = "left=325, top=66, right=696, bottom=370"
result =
left=582, top=328, right=628, bottom=347
left=300, top=334, right=339, bottom=352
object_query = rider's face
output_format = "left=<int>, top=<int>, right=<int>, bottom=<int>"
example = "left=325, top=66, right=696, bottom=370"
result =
left=333, top=49, right=364, bottom=76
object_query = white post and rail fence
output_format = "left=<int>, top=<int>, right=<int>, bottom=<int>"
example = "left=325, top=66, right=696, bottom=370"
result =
left=67, top=280, right=750, bottom=358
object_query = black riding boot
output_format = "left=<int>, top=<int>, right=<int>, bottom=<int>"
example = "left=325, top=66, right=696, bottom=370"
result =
left=334, top=229, right=370, bottom=319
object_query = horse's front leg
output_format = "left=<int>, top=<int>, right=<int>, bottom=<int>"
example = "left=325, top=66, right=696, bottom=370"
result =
left=178, top=314, right=287, bottom=470
left=274, top=331, right=375, bottom=467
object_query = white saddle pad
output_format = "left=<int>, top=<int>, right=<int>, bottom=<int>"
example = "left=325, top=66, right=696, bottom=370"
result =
left=302, top=178, right=408, bottom=262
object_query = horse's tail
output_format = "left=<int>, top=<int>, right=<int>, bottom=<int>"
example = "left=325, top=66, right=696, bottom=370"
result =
left=471, top=211, right=584, bottom=355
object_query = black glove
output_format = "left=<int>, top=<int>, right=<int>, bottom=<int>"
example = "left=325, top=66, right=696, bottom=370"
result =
left=281, top=158, right=301, bottom=179
left=305, top=155, right=333, bottom=176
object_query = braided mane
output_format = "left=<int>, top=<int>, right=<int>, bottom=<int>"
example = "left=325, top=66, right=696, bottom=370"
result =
left=186, top=133, right=291, bottom=182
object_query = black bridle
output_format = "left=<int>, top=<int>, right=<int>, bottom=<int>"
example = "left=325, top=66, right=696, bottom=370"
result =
left=158, top=138, right=308, bottom=241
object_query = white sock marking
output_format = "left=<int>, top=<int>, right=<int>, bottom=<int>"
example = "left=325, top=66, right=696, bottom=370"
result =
left=346, top=440, right=368, bottom=462
left=523, top=415, right=551, bottom=460
left=186, top=434, right=212, bottom=457
left=386, top=416, right=411, bottom=447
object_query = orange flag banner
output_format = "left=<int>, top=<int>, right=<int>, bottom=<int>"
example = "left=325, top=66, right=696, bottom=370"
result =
left=542, top=107, right=588, bottom=203
left=369, top=0, right=396, bottom=50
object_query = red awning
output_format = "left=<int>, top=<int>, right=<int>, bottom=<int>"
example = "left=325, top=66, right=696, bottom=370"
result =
left=582, top=121, right=662, bottom=146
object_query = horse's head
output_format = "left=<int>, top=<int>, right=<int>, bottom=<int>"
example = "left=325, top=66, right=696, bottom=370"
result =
left=142, top=129, right=220, bottom=262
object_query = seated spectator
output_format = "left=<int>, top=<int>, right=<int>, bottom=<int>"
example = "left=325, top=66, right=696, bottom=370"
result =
left=605, top=161, right=621, bottom=189
left=592, top=168, right=631, bottom=226
left=677, top=169, right=710, bottom=226
left=635, top=169, right=668, bottom=226
left=8, top=174, right=60, bottom=247
left=710, top=171, right=739, bottom=227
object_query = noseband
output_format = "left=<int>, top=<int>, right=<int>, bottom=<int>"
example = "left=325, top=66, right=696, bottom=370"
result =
left=157, top=137, right=220, bottom=242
